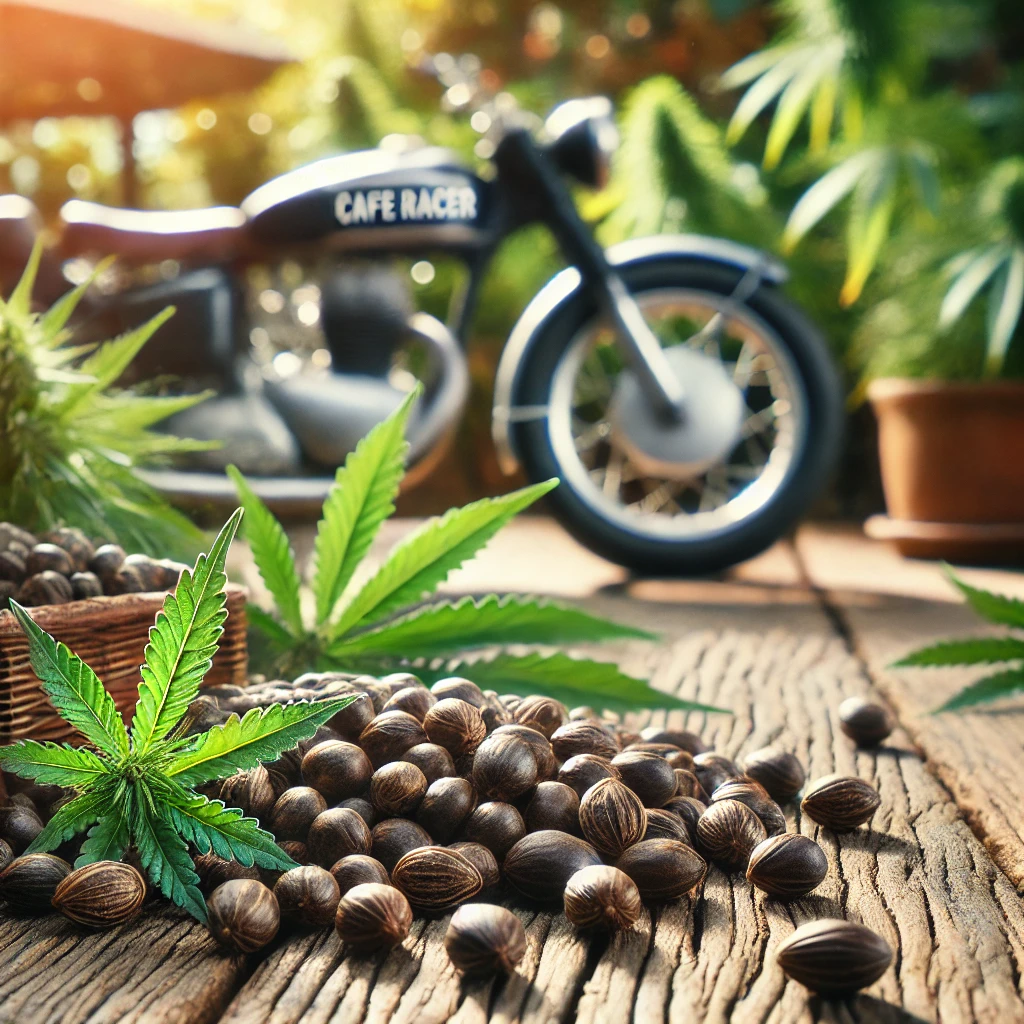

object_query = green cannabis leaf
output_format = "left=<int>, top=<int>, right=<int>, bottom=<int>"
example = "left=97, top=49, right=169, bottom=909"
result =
left=232, top=392, right=726, bottom=716
left=893, top=566, right=1024, bottom=712
left=0, top=509, right=357, bottom=923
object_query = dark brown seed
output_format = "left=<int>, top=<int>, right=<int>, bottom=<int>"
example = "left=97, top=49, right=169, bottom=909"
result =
left=270, top=787, right=327, bottom=842
left=359, top=710, right=428, bottom=768
left=277, top=841, right=309, bottom=864
left=194, top=852, right=260, bottom=893
left=88, top=542, right=126, bottom=577
left=416, top=777, right=476, bottom=844
left=335, top=882, right=412, bottom=952
left=369, top=761, right=427, bottom=817
left=123, top=553, right=168, bottom=591
left=70, top=571, right=103, bottom=600
left=801, top=775, right=881, bottom=832
left=747, top=834, right=828, bottom=899
left=391, top=845, right=483, bottom=912
left=0, top=804, right=43, bottom=853
left=569, top=705, right=599, bottom=721
left=639, top=727, right=706, bottom=755
left=106, top=564, right=147, bottom=595
left=0, top=839, right=12, bottom=872
left=695, top=799, right=767, bottom=871
left=0, top=550, right=26, bottom=584
left=42, top=527, right=94, bottom=571
left=480, top=691, right=513, bottom=731
left=327, top=692, right=376, bottom=741
left=207, top=879, right=280, bottom=953
left=273, top=865, right=340, bottom=928
left=711, top=779, right=787, bottom=836
left=337, top=797, right=376, bottom=829
left=430, top=676, right=486, bottom=708
left=625, top=742, right=685, bottom=758
left=301, top=740, right=373, bottom=803
left=298, top=725, right=344, bottom=757
left=218, top=765, right=278, bottom=821
left=307, top=808, right=372, bottom=868
left=524, top=781, right=580, bottom=834
left=26, top=542, right=74, bottom=576
left=504, top=830, right=603, bottom=903
left=740, top=747, right=806, bottom=800
left=672, top=769, right=708, bottom=801
left=563, top=865, right=642, bottom=931
left=0, top=579, right=17, bottom=609
left=445, top=903, right=526, bottom=976
left=664, top=796, right=706, bottom=842
left=423, top=698, right=487, bottom=756
left=550, top=721, right=619, bottom=761
left=643, top=808, right=692, bottom=845
left=371, top=819, right=432, bottom=873
left=611, top=751, right=678, bottom=808
left=329, top=854, right=390, bottom=895
left=382, top=686, right=436, bottom=721
left=400, top=742, right=456, bottom=784
left=491, top=724, right=557, bottom=778
left=578, top=778, right=647, bottom=858
left=460, top=802, right=526, bottom=862
left=52, top=861, right=146, bottom=928
left=472, top=734, right=538, bottom=802
left=17, top=570, right=73, bottom=606
left=615, top=839, right=708, bottom=902
left=692, top=752, right=741, bottom=794
left=449, top=842, right=500, bottom=888
left=0, top=522, right=37, bottom=550
left=838, top=697, right=894, bottom=747
left=379, top=671, right=426, bottom=695
left=0, top=853, right=71, bottom=912
left=512, top=695, right=567, bottom=739
left=558, top=754, right=620, bottom=798
left=776, top=919, right=892, bottom=995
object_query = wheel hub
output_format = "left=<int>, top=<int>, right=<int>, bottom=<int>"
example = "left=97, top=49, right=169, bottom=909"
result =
left=608, top=345, right=745, bottom=480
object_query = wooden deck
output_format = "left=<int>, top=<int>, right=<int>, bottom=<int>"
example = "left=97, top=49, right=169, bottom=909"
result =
left=4, top=523, right=1024, bottom=1024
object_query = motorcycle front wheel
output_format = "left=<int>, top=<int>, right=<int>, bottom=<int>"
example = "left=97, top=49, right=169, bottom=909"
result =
left=510, top=258, right=843, bottom=576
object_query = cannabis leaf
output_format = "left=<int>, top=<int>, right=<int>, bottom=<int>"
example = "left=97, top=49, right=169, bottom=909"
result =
left=232, top=395, right=728, bottom=716
left=0, top=508, right=359, bottom=922
left=893, top=566, right=1024, bottom=712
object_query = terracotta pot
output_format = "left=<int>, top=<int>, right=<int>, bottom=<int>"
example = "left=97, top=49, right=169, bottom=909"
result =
left=869, top=379, right=1024, bottom=523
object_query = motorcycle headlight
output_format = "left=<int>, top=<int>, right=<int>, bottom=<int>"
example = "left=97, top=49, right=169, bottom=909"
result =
left=543, top=97, right=619, bottom=190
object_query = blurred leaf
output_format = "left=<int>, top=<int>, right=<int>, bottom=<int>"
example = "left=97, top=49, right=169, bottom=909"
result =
left=893, top=637, right=1024, bottom=667
left=945, top=568, right=1024, bottom=628
left=840, top=150, right=898, bottom=305
left=985, top=247, right=1024, bottom=374
left=939, top=244, right=1009, bottom=327
left=934, top=668, right=1024, bottom=712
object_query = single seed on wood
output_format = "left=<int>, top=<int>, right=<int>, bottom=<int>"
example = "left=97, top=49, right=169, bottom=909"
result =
left=513, top=695, right=568, bottom=739
left=563, top=865, right=642, bottom=931
left=503, top=830, right=602, bottom=904
left=307, top=808, right=372, bottom=868
left=578, top=777, right=647, bottom=858
left=0, top=853, right=71, bottom=912
left=472, top=734, right=538, bottom=802
left=273, top=865, right=340, bottom=928
left=329, top=854, right=390, bottom=895
left=746, top=834, right=828, bottom=899
left=416, top=776, right=476, bottom=844
left=615, top=839, right=707, bottom=902
left=558, top=754, right=620, bottom=798
left=740, top=747, right=806, bottom=800
left=838, top=697, right=894, bottom=747
left=335, top=882, right=412, bottom=952
left=611, top=751, right=678, bottom=808
left=51, top=861, right=146, bottom=928
left=301, top=740, right=373, bottom=803
left=391, top=845, right=483, bottom=912
left=776, top=919, right=892, bottom=996
left=460, top=802, right=526, bottom=862
left=445, top=903, right=526, bottom=977
left=550, top=721, right=619, bottom=761
left=801, top=775, right=881, bottom=832
left=371, top=818, right=432, bottom=873
left=448, top=842, right=500, bottom=888
left=524, top=781, right=580, bottom=835
left=369, top=761, right=428, bottom=817
left=207, top=879, right=280, bottom=953
left=423, top=698, right=487, bottom=756
left=695, top=798, right=767, bottom=871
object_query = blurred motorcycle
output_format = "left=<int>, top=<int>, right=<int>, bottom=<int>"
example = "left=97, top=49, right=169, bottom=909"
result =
left=34, top=53, right=842, bottom=574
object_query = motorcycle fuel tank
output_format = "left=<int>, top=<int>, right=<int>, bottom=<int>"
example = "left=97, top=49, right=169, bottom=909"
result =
left=242, top=146, right=494, bottom=252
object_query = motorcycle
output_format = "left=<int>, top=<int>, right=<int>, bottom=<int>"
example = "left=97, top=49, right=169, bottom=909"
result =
left=32, top=53, right=843, bottom=575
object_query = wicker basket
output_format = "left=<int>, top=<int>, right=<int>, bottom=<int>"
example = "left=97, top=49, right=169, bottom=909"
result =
left=0, top=583, right=248, bottom=744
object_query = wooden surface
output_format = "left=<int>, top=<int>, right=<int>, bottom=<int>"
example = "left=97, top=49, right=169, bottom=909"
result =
left=6, top=526, right=1024, bottom=1024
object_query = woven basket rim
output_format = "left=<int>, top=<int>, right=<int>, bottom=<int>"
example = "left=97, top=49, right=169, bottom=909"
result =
left=0, top=582, right=248, bottom=637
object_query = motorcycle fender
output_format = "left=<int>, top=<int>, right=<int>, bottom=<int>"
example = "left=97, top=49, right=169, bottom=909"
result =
left=491, top=233, right=788, bottom=475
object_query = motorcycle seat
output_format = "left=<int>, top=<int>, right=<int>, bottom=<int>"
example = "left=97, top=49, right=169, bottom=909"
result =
left=59, top=200, right=249, bottom=264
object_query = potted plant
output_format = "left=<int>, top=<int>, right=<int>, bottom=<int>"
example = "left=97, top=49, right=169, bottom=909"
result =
left=721, top=0, right=1024, bottom=559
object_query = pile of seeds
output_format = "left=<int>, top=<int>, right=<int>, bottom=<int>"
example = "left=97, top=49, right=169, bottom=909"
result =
left=0, top=522, right=187, bottom=610
left=0, top=673, right=896, bottom=996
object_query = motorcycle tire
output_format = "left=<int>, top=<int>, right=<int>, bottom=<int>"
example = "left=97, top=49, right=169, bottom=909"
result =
left=510, top=257, right=843, bottom=576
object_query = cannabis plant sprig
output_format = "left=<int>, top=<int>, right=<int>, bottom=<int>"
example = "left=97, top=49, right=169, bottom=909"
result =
left=231, top=388, right=725, bottom=716
left=0, top=509, right=357, bottom=922
left=0, top=243, right=212, bottom=555
left=893, top=567, right=1024, bottom=712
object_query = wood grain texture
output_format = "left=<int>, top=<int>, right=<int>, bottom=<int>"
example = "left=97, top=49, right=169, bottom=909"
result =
left=4, top=589, right=1024, bottom=1023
